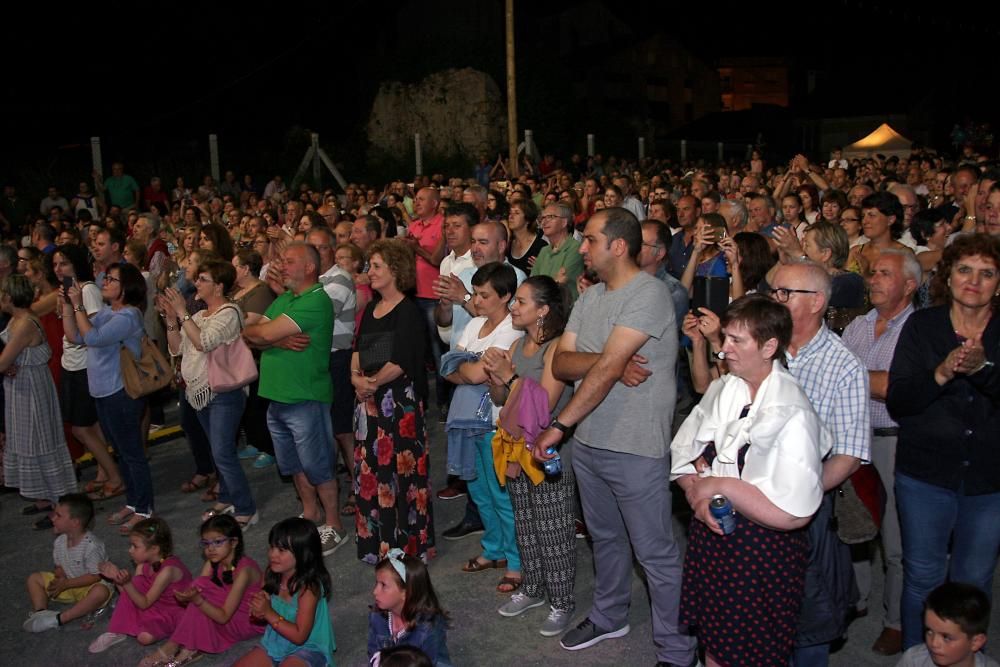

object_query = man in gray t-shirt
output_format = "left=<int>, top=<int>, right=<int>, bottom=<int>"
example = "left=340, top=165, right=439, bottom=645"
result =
left=534, top=208, right=695, bottom=664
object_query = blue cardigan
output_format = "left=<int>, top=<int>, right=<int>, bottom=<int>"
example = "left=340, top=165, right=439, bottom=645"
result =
left=367, top=611, right=451, bottom=666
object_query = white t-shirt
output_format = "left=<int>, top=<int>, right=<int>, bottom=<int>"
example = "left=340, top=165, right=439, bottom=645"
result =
left=456, top=314, right=523, bottom=421
left=61, top=282, right=103, bottom=371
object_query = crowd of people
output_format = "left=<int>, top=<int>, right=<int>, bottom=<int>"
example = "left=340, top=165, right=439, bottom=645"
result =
left=3, top=141, right=1000, bottom=666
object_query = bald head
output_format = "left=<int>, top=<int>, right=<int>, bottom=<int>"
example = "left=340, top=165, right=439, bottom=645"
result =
left=771, top=260, right=831, bottom=334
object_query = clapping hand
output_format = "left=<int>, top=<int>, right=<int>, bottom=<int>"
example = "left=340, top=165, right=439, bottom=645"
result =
left=249, top=590, right=272, bottom=619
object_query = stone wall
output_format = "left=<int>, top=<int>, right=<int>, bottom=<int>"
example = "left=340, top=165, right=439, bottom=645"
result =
left=366, top=68, right=505, bottom=162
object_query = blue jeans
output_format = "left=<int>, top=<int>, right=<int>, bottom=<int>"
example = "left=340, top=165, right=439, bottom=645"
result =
left=467, top=431, right=520, bottom=570
left=196, top=389, right=255, bottom=516
left=791, top=643, right=830, bottom=667
left=267, top=400, right=333, bottom=486
left=95, top=390, right=151, bottom=515
left=896, top=472, right=1000, bottom=649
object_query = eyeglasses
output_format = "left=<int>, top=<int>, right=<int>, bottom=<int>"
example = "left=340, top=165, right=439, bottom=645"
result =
left=767, top=287, right=818, bottom=303
left=539, top=214, right=564, bottom=222
left=195, top=275, right=214, bottom=284
left=199, top=537, right=232, bottom=549
left=642, top=242, right=662, bottom=250
left=104, top=276, right=120, bottom=284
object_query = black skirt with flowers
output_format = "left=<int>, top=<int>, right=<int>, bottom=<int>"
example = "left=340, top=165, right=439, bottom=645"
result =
left=354, top=376, right=435, bottom=565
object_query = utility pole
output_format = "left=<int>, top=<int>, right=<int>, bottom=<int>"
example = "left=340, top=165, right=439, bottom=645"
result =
left=505, top=0, right=519, bottom=179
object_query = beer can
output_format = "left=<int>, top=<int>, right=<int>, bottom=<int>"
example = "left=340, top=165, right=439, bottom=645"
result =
left=543, top=448, right=562, bottom=475
left=709, top=494, right=736, bottom=535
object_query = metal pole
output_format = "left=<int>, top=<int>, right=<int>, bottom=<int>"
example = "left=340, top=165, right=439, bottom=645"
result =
left=587, top=134, right=595, bottom=156
left=638, top=137, right=645, bottom=160
left=311, top=133, right=321, bottom=188
left=414, top=133, right=423, bottom=176
left=209, top=134, right=220, bottom=182
left=506, top=0, right=519, bottom=179
left=90, top=137, right=103, bottom=178
left=681, top=140, right=687, bottom=162
left=316, top=149, right=349, bottom=191
left=718, top=142, right=725, bottom=163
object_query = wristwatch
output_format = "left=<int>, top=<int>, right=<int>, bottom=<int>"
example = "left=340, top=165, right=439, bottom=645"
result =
left=463, top=293, right=472, bottom=304
left=550, top=418, right=569, bottom=433
left=181, top=314, right=193, bottom=322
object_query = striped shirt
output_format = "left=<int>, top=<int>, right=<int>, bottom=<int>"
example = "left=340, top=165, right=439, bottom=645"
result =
left=319, top=265, right=356, bottom=352
left=786, top=324, right=871, bottom=462
left=842, top=304, right=914, bottom=429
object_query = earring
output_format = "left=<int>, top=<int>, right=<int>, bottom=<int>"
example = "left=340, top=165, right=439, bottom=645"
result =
left=536, top=315, right=545, bottom=332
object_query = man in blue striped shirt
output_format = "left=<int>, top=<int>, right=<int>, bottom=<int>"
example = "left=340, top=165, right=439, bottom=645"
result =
left=769, top=260, right=871, bottom=667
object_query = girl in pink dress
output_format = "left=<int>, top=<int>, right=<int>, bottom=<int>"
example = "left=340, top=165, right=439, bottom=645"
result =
left=139, top=515, right=265, bottom=666
left=88, top=517, right=193, bottom=655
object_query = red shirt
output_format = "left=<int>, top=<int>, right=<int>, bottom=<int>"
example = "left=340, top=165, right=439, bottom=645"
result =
left=408, top=213, right=443, bottom=299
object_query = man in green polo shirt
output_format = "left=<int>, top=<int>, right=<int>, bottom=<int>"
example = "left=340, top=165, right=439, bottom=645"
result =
left=531, top=202, right=584, bottom=300
left=99, top=162, right=140, bottom=211
left=243, top=241, right=348, bottom=556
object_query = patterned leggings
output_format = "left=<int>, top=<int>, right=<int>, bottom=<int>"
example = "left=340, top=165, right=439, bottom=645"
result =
left=507, top=467, right=577, bottom=612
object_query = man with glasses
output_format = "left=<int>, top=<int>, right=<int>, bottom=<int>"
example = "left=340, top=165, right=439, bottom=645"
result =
left=889, top=184, right=921, bottom=249
left=532, top=203, right=584, bottom=301
left=768, top=260, right=871, bottom=667
left=639, top=220, right=687, bottom=328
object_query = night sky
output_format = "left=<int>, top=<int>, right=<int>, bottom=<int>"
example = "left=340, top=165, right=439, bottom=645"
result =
left=3, top=0, right=999, bottom=185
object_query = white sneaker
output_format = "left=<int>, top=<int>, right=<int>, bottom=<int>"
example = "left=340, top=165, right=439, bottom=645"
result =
left=88, top=631, right=127, bottom=653
left=23, top=610, right=59, bottom=632
left=539, top=606, right=573, bottom=636
left=318, top=524, right=349, bottom=556
left=498, top=592, right=545, bottom=617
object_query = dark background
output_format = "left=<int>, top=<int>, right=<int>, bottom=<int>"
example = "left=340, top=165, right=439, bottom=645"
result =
left=3, top=0, right=999, bottom=191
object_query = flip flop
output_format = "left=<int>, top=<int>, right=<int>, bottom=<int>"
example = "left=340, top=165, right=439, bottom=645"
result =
left=462, top=557, right=508, bottom=573
left=340, top=495, right=357, bottom=517
left=88, top=482, right=125, bottom=501
left=201, top=505, right=235, bottom=522
left=107, top=507, right=135, bottom=526
left=118, top=513, right=146, bottom=536
left=180, top=474, right=212, bottom=494
left=496, top=575, right=523, bottom=593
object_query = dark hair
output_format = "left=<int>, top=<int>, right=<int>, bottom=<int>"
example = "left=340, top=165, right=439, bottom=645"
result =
left=487, top=189, right=510, bottom=220
left=600, top=207, right=642, bottom=259
left=510, top=197, right=539, bottom=224
left=109, top=263, right=147, bottom=311
left=264, top=518, right=332, bottom=599
left=368, top=239, right=416, bottom=292
left=57, top=492, right=95, bottom=529
left=55, top=242, right=93, bottom=281
left=197, top=259, right=237, bottom=292
left=782, top=193, right=806, bottom=223
left=910, top=207, right=949, bottom=247
left=733, top=232, right=773, bottom=289
left=303, top=210, right=325, bottom=230
left=33, top=221, right=56, bottom=243
left=370, top=206, right=397, bottom=238
left=925, top=582, right=991, bottom=637
left=471, top=261, right=516, bottom=300
left=201, top=514, right=244, bottom=587
left=1, top=274, right=34, bottom=308
left=820, top=189, right=848, bottom=213
left=130, top=517, right=173, bottom=559
left=930, top=233, right=1000, bottom=307
left=377, top=645, right=433, bottom=667
left=200, top=223, right=235, bottom=260
left=359, top=214, right=383, bottom=240
left=862, top=191, right=905, bottom=239
left=522, top=275, right=570, bottom=343
left=720, top=294, right=792, bottom=363
left=796, top=183, right=820, bottom=211
left=235, top=249, right=264, bottom=276
left=100, top=225, right=126, bottom=252
left=374, top=552, right=448, bottom=631
left=443, top=203, right=479, bottom=229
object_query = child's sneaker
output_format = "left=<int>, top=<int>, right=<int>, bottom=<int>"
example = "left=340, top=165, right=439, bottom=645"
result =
left=23, top=610, right=59, bottom=632
left=88, top=631, right=127, bottom=653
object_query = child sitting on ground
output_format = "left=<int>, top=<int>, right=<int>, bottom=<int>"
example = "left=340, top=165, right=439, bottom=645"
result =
left=368, top=548, right=451, bottom=667
left=88, top=517, right=193, bottom=655
left=23, top=493, right=113, bottom=632
left=897, top=582, right=999, bottom=667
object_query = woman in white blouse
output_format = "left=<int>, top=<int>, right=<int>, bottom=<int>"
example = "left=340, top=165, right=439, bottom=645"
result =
left=158, top=259, right=259, bottom=529
left=670, top=294, right=830, bottom=667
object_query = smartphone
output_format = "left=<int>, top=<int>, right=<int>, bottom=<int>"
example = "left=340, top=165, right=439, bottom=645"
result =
left=62, top=276, right=73, bottom=304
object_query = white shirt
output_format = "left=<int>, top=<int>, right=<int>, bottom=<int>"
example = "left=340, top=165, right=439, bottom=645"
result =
left=456, top=314, right=523, bottom=421
left=61, top=283, right=103, bottom=371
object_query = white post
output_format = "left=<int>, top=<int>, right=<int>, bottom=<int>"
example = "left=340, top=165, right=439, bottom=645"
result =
left=587, top=133, right=595, bottom=156
left=718, top=142, right=725, bottom=163
left=524, top=129, right=533, bottom=160
left=209, top=134, right=220, bottom=182
left=90, top=137, right=103, bottom=177
left=638, top=137, right=646, bottom=160
left=414, top=133, right=423, bottom=175
left=311, top=133, right=321, bottom=187
left=316, top=149, right=349, bottom=191
left=680, top=140, right=687, bottom=162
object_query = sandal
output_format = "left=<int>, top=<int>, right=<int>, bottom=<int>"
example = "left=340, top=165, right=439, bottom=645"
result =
left=119, top=513, right=147, bottom=536
left=462, top=557, right=508, bottom=573
left=200, top=482, right=220, bottom=503
left=180, top=473, right=212, bottom=494
left=84, top=478, right=108, bottom=494
left=138, top=645, right=176, bottom=667
left=107, top=507, right=135, bottom=526
left=201, top=504, right=234, bottom=522
left=88, top=481, right=125, bottom=501
left=340, top=494, right=357, bottom=517
left=496, top=575, right=523, bottom=594
left=235, top=512, right=260, bottom=530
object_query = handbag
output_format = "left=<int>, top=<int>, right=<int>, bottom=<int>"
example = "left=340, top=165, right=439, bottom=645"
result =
left=358, top=331, right=394, bottom=374
left=833, top=465, right=882, bottom=544
left=206, top=305, right=258, bottom=393
left=120, top=336, right=173, bottom=399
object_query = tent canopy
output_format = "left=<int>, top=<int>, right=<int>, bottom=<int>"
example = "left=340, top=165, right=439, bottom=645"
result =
left=842, top=123, right=912, bottom=159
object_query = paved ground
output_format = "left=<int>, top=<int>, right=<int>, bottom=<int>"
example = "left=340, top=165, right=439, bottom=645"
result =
left=2, top=405, right=998, bottom=667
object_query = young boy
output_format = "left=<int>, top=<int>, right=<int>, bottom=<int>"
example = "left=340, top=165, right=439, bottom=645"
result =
left=23, top=493, right=113, bottom=632
left=897, top=582, right=998, bottom=667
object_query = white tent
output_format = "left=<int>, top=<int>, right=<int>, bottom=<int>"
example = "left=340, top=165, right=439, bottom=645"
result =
left=842, top=123, right=913, bottom=159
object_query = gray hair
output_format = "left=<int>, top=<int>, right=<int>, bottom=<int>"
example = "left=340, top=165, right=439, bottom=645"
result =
left=784, top=258, right=832, bottom=304
left=547, top=202, right=575, bottom=222
left=719, top=199, right=748, bottom=230
left=284, top=241, right=321, bottom=275
left=137, top=214, right=159, bottom=235
left=876, top=248, right=922, bottom=286
left=888, top=183, right=917, bottom=200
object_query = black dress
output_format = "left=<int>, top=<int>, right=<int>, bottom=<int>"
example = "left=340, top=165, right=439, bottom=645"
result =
left=679, top=410, right=810, bottom=667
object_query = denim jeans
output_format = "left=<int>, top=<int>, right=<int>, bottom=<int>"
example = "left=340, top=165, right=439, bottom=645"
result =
left=180, top=392, right=214, bottom=476
left=791, top=642, right=830, bottom=667
left=267, top=400, right=334, bottom=486
left=197, top=389, right=255, bottom=516
left=896, top=472, right=1000, bottom=649
left=95, top=389, right=151, bottom=514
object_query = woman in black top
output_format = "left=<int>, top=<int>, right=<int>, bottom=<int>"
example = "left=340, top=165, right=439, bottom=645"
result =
left=887, top=233, right=1000, bottom=650
left=505, top=199, right=546, bottom=275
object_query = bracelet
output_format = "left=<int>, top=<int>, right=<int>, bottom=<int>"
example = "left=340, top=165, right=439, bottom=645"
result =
left=181, top=314, right=192, bottom=322
left=971, top=359, right=995, bottom=375
left=166, top=325, right=177, bottom=332
left=504, top=373, right=519, bottom=389
left=74, top=305, right=86, bottom=313
left=271, top=614, right=284, bottom=628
